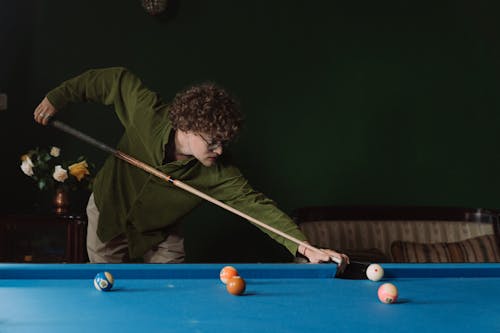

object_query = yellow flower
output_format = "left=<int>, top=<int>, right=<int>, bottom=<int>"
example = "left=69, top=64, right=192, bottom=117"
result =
left=68, top=160, right=90, bottom=181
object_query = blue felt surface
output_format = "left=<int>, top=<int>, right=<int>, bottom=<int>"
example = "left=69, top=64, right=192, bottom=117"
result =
left=0, top=263, right=499, bottom=333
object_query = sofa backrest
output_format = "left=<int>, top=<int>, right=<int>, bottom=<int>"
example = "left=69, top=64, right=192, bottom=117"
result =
left=293, top=206, right=500, bottom=262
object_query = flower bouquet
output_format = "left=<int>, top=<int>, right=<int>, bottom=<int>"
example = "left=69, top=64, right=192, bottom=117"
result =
left=20, top=146, right=95, bottom=214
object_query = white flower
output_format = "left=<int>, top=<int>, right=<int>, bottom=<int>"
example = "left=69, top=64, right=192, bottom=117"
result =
left=20, top=156, right=34, bottom=177
left=50, top=146, right=61, bottom=157
left=53, top=165, right=68, bottom=182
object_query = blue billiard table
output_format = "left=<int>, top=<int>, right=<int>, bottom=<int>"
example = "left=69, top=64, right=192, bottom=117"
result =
left=0, top=263, right=499, bottom=333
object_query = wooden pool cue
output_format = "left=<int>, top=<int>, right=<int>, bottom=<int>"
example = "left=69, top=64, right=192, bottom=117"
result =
left=50, top=120, right=368, bottom=278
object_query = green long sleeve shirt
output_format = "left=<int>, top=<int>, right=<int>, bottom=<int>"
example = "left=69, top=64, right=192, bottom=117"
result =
left=46, top=67, right=307, bottom=259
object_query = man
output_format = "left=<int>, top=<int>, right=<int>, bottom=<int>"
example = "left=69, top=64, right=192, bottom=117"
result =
left=34, top=67, right=349, bottom=266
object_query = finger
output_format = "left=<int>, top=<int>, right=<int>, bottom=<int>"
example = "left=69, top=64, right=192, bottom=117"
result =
left=36, top=112, right=51, bottom=125
left=34, top=104, right=44, bottom=117
left=338, top=254, right=349, bottom=264
left=35, top=112, right=44, bottom=123
left=42, top=113, right=52, bottom=125
left=328, top=255, right=341, bottom=265
left=37, top=112, right=47, bottom=122
left=35, top=107, right=44, bottom=118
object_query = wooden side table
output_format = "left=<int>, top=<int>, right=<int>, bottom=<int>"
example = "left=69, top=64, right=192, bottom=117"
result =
left=0, top=214, right=88, bottom=263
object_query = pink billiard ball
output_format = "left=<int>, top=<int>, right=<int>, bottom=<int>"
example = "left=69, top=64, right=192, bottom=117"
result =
left=366, top=264, right=384, bottom=281
left=378, top=283, right=398, bottom=304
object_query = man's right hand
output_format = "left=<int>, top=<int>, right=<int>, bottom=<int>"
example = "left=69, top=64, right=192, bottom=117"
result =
left=34, top=97, right=57, bottom=125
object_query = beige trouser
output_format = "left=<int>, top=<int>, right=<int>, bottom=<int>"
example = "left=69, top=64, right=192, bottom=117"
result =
left=86, top=193, right=185, bottom=263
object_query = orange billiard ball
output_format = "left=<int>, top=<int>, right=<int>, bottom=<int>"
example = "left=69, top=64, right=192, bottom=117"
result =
left=220, top=266, right=238, bottom=284
left=378, top=283, right=398, bottom=304
left=226, top=276, right=246, bottom=296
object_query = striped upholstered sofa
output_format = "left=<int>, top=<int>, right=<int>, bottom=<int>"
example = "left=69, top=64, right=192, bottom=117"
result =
left=292, top=206, right=500, bottom=263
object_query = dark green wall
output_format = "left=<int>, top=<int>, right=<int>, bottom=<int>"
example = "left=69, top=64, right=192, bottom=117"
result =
left=2, top=1, right=500, bottom=262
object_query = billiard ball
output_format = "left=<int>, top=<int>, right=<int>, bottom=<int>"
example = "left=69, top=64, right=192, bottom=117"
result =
left=366, top=264, right=384, bottom=281
left=378, top=283, right=398, bottom=304
left=94, top=271, right=114, bottom=291
left=220, top=266, right=238, bottom=284
left=226, top=276, right=246, bottom=296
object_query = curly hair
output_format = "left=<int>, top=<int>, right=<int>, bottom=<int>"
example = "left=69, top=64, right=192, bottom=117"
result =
left=168, top=82, right=243, bottom=142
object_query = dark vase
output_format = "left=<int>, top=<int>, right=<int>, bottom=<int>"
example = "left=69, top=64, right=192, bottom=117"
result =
left=51, top=186, right=90, bottom=217
left=53, top=186, right=70, bottom=215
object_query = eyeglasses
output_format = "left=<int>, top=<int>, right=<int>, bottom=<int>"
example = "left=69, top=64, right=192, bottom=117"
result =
left=197, top=134, right=227, bottom=151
